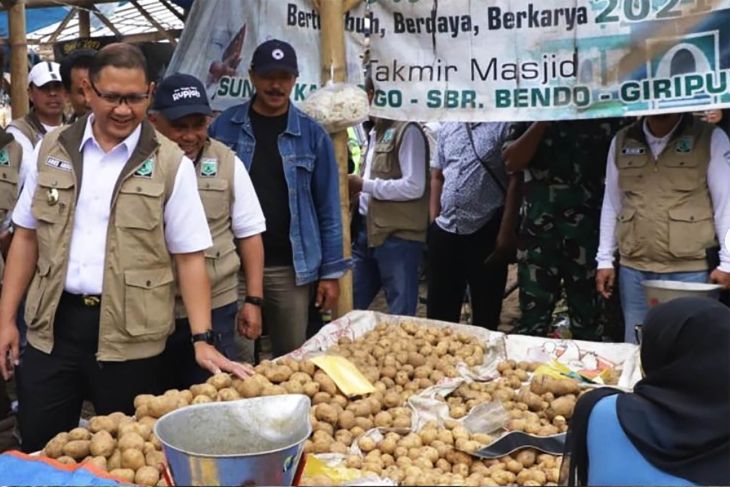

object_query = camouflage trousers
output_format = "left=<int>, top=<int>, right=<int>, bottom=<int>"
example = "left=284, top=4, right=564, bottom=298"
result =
left=514, top=230, right=603, bottom=341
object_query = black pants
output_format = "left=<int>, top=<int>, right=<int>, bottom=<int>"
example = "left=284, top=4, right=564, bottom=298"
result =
left=426, top=215, right=508, bottom=330
left=17, top=293, right=160, bottom=453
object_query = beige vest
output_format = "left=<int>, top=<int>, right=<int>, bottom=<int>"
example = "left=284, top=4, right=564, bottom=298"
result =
left=9, top=111, right=48, bottom=147
left=175, top=139, right=239, bottom=318
left=366, top=121, right=430, bottom=248
left=615, top=116, right=715, bottom=273
left=0, top=131, right=23, bottom=277
left=25, top=116, right=184, bottom=361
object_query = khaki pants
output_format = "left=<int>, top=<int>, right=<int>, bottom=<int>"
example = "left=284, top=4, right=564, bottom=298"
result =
left=237, top=266, right=312, bottom=360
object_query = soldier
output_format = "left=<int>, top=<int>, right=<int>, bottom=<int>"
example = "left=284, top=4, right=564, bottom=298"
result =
left=503, top=119, right=625, bottom=340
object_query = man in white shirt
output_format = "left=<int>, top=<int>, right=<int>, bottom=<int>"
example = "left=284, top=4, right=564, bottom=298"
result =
left=149, top=73, right=266, bottom=388
left=8, top=62, right=66, bottom=190
left=348, top=79, right=429, bottom=315
left=596, top=113, right=730, bottom=342
left=0, top=43, right=251, bottom=453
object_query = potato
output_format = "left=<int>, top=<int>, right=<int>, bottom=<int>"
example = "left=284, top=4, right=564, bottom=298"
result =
left=261, top=384, right=286, bottom=396
left=313, top=370, right=337, bottom=395
left=135, top=465, right=161, bottom=486
left=190, top=383, right=217, bottom=399
left=135, top=404, right=151, bottom=419
left=68, top=427, right=91, bottom=441
left=107, top=449, right=122, bottom=470
left=217, top=387, right=241, bottom=402
left=84, top=456, right=108, bottom=471
left=374, top=411, right=393, bottom=428
left=329, top=441, right=349, bottom=454
left=148, top=396, right=178, bottom=418
left=192, top=394, right=212, bottom=404
left=266, top=365, right=293, bottom=384
left=314, top=403, right=338, bottom=424
left=355, top=417, right=374, bottom=431
left=335, top=429, right=353, bottom=446
left=62, top=440, right=91, bottom=460
left=338, top=410, right=356, bottom=430
left=121, top=448, right=145, bottom=470
left=134, top=394, right=155, bottom=410
left=207, top=373, right=233, bottom=390
left=314, top=421, right=334, bottom=436
left=118, top=432, right=145, bottom=451
left=90, top=431, right=116, bottom=458
left=138, top=416, right=157, bottom=430
left=392, top=415, right=411, bottom=429
left=548, top=396, right=576, bottom=419
left=146, top=450, right=166, bottom=468
left=43, top=434, right=69, bottom=459
left=119, top=422, right=152, bottom=441
left=87, top=416, right=116, bottom=435
left=358, top=436, right=377, bottom=453
left=302, top=382, right=320, bottom=398
left=110, top=468, right=136, bottom=483
left=56, top=456, right=77, bottom=465
left=312, top=439, right=332, bottom=454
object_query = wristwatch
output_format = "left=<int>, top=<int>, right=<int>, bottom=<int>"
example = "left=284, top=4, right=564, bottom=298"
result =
left=244, top=296, right=264, bottom=307
left=191, top=330, right=215, bottom=345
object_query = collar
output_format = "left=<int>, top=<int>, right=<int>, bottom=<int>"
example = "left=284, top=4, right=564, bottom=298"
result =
left=229, top=96, right=301, bottom=136
left=80, top=114, right=142, bottom=155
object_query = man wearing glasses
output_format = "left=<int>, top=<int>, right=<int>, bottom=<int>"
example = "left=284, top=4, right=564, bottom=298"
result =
left=0, top=43, right=252, bottom=453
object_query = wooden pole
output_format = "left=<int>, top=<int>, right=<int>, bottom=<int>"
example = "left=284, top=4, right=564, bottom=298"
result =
left=79, top=6, right=91, bottom=38
left=319, top=0, right=353, bottom=318
left=8, top=0, right=28, bottom=119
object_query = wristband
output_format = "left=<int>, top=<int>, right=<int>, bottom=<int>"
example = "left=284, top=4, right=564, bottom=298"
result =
left=244, top=296, right=263, bottom=307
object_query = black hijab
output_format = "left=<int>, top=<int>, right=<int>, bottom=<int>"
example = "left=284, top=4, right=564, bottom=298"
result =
left=563, top=297, right=730, bottom=486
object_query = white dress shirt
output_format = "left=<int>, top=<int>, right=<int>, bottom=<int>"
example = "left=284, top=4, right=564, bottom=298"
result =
left=596, top=119, right=730, bottom=272
left=13, top=116, right=212, bottom=294
left=358, top=125, right=428, bottom=216
left=229, top=155, right=266, bottom=238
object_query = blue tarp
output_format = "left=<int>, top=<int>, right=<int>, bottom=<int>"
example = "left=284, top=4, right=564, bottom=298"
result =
left=0, top=452, right=121, bottom=486
left=0, top=7, right=70, bottom=37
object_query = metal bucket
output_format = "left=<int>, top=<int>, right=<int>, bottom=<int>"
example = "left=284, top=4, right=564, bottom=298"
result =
left=154, top=394, right=311, bottom=486
left=642, top=280, right=721, bottom=307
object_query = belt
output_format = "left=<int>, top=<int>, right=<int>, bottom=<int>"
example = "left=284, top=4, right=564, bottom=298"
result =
left=61, top=291, right=102, bottom=307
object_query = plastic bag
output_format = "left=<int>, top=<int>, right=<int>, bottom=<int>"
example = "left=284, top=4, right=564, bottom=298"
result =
left=299, top=83, right=369, bottom=133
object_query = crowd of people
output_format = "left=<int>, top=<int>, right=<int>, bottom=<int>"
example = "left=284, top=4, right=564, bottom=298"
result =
left=0, top=37, right=728, bottom=465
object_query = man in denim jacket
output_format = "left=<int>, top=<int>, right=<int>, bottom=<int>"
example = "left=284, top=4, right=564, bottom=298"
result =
left=209, top=39, right=347, bottom=356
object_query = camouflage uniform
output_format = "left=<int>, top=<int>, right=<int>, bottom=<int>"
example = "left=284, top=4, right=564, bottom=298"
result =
left=508, top=119, right=625, bottom=340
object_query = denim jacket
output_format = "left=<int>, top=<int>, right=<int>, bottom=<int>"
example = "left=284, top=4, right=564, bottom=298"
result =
left=209, top=99, right=348, bottom=285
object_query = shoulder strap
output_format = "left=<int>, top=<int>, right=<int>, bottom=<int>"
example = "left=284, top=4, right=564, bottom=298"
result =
left=466, top=123, right=506, bottom=195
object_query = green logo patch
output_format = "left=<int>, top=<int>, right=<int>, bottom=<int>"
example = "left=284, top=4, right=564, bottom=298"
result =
left=200, top=158, right=218, bottom=177
left=382, top=128, right=396, bottom=143
left=134, top=158, right=155, bottom=178
left=676, top=137, right=694, bottom=153
left=0, top=148, right=9, bottom=166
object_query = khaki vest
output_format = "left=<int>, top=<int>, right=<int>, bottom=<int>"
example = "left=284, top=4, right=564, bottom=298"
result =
left=615, top=116, right=715, bottom=273
left=366, top=121, right=430, bottom=248
left=9, top=111, right=48, bottom=147
left=175, top=139, right=239, bottom=318
left=25, top=116, right=184, bottom=361
left=0, top=130, right=23, bottom=277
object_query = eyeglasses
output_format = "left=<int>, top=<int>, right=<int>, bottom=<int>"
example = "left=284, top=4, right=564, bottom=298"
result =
left=89, top=78, right=150, bottom=106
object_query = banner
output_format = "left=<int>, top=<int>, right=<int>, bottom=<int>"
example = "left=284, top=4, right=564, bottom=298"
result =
left=166, top=0, right=366, bottom=112
left=368, top=0, right=730, bottom=121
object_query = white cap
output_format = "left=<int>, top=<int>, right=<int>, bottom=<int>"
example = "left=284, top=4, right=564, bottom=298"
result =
left=28, top=62, right=62, bottom=87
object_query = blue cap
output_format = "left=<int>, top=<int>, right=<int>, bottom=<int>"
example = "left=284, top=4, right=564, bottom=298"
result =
left=250, top=39, right=299, bottom=76
left=152, top=73, right=212, bottom=121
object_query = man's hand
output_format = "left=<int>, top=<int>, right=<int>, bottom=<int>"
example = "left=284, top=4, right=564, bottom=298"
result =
left=596, top=268, right=616, bottom=299
left=0, top=322, right=20, bottom=380
left=193, top=341, right=254, bottom=379
left=710, top=268, right=730, bottom=289
left=237, top=303, right=262, bottom=340
left=315, top=279, right=340, bottom=311
left=348, top=175, right=363, bottom=198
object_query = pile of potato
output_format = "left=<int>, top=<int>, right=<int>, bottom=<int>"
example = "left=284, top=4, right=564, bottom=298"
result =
left=301, top=421, right=560, bottom=486
left=41, top=412, right=165, bottom=486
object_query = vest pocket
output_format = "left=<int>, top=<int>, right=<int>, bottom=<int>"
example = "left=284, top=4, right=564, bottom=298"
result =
left=115, top=182, right=164, bottom=230
left=667, top=207, right=715, bottom=259
left=616, top=156, right=648, bottom=191
left=123, top=267, right=175, bottom=339
left=32, top=172, right=74, bottom=223
left=663, top=159, right=700, bottom=191
left=0, top=169, right=17, bottom=211
left=198, top=178, right=228, bottom=220
left=24, top=260, right=51, bottom=326
left=616, top=208, right=639, bottom=256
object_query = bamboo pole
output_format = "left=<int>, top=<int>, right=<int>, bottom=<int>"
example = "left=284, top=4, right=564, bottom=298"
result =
left=79, top=6, right=90, bottom=38
left=8, top=0, right=28, bottom=119
left=319, top=0, right=353, bottom=318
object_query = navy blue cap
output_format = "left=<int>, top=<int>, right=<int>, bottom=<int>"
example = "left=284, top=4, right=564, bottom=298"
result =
left=250, top=39, right=299, bottom=76
left=152, top=73, right=212, bottom=121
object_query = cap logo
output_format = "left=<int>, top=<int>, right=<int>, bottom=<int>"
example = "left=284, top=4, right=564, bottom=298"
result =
left=172, top=86, right=202, bottom=102
left=272, top=49, right=285, bottom=60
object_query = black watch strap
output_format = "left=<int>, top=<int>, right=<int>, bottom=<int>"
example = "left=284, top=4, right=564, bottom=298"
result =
left=191, top=330, right=215, bottom=345
left=244, top=296, right=263, bottom=307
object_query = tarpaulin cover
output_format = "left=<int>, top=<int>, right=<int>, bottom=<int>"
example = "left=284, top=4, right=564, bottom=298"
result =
left=0, top=451, right=122, bottom=486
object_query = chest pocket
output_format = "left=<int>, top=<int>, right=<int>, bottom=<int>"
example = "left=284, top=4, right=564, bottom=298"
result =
left=372, top=141, right=397, bottom=176
left=115, top=180, right=164, bottom=230
left=616, top=155, right=649, bottom=191
left=662, top=156, right=701, bottom=191
left=198, top=178, right=229, bottom=220
left=32, top=171, right=74, bottom=223
left=0, top=168, right=18, bottom=212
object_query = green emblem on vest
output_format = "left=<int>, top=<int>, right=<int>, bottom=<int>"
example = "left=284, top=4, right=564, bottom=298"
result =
left=676, top=136, right=693, bottom=153
left=200, top=158, right=218, bottom=177
left=0, top=148, right=8, bottom=166
left=134, top=158, right=154, bottom=178
left=382, top=128, right=396, bottom=143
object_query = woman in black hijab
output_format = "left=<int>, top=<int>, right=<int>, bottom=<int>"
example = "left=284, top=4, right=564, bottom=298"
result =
left=562, top=297, right=730, bottom=486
